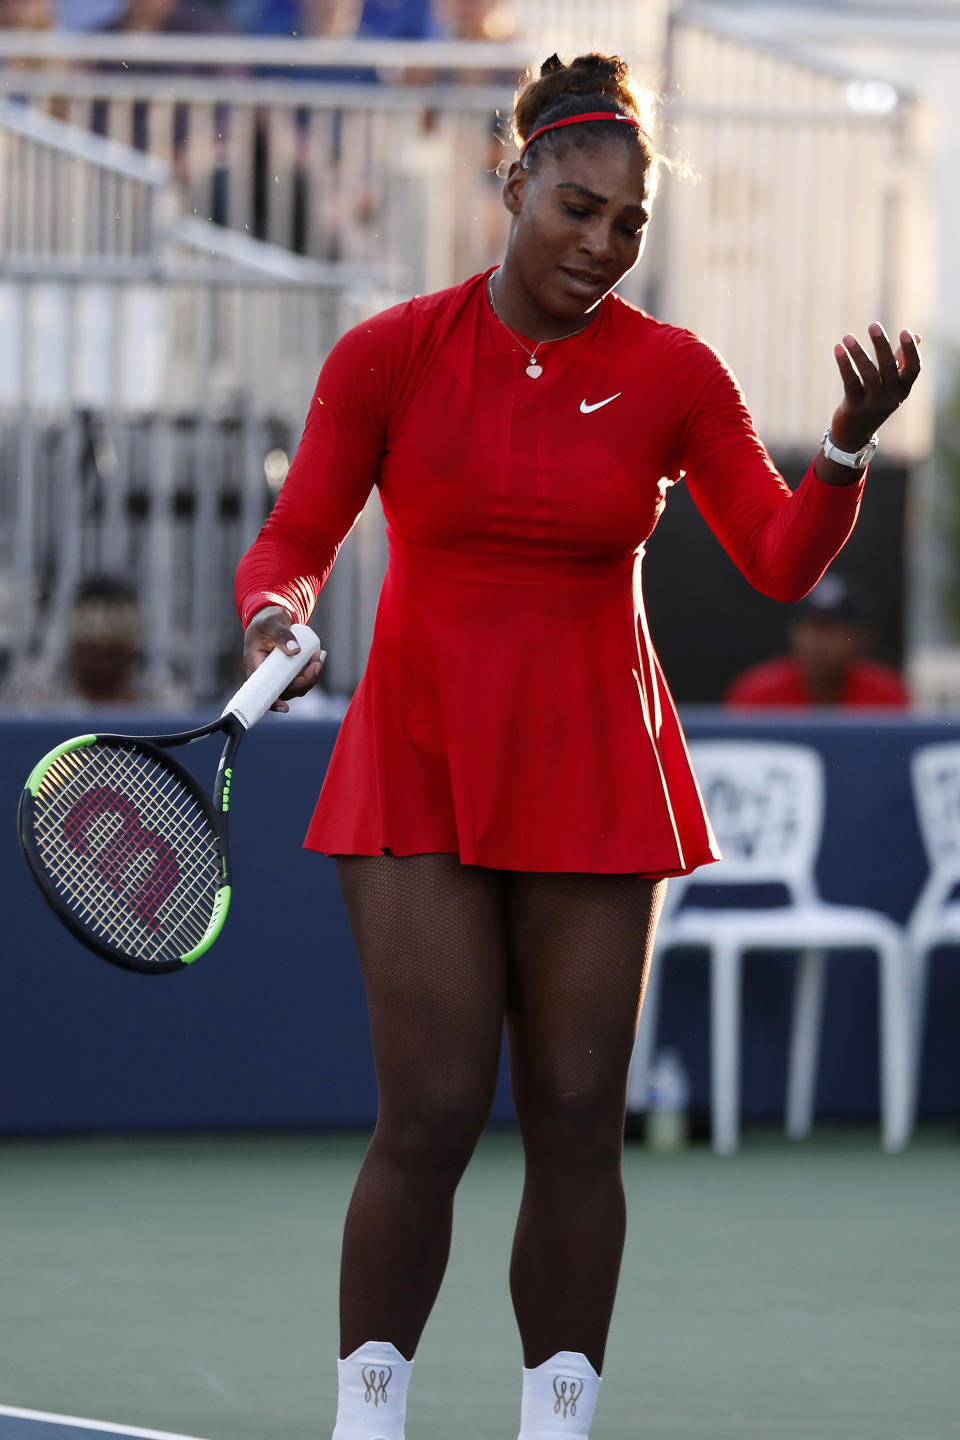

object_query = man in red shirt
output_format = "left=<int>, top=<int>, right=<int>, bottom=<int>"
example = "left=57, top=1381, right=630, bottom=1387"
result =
left=725, top=574, right=909, bottom=708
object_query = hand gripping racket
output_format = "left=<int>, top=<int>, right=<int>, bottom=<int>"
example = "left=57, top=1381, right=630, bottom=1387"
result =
left=17, top=625, right=324, bottom=976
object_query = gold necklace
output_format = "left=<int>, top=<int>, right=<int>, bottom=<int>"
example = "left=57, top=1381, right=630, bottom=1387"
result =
left=486, top=271, right=589, bottom=379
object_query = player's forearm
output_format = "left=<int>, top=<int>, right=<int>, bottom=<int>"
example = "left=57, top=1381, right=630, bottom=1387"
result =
left=735, top=460, right=865, bottom=604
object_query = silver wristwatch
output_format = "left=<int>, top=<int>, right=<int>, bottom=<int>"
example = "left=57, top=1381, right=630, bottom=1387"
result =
left=821, top=428, right=880, bottom=468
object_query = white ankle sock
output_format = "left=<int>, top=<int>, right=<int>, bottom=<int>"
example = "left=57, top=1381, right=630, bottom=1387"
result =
left=331, top=1341, right=412, bottom=1440
left=516, top=1350, right=602, bottom=1439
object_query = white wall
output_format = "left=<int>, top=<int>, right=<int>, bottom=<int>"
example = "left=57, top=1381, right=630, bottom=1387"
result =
left=701, top=2, right=960, bottom=662
left=708, top=2, right=960, bottom=396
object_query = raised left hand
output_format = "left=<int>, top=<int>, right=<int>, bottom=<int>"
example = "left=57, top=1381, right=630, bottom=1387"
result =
left=829, top=322, right=922, bottom=452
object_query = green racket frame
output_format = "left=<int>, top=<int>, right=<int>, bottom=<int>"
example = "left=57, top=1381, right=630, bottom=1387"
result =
left=16, top=622, right=323, bottom=976
left=18, top=716, right=242, bottom=975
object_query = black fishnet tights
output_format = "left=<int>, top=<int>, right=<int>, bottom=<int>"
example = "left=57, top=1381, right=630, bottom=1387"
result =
left=335, top=852, right=666, bottom=1373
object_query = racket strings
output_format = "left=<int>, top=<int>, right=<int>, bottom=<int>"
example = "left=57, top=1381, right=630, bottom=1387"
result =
left=30, top=743, right=222, bottom=966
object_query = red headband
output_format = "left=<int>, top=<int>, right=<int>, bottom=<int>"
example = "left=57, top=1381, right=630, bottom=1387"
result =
left=519, top=111, right=641, bottom=161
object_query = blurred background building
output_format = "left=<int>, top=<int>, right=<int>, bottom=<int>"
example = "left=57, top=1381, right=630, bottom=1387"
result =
left=0, top=0, right=952, bottom=704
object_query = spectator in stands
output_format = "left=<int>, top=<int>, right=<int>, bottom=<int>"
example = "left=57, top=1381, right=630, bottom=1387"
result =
left=230, top=0, right=442, bottom=39
left=435, top=0, right=513, bottom=42
left=0, top=0, right=52, bottom=35
left=0, top=1, right=70, bottom=119
left=103, top=0, right=231, bottom=35
left=725, top=573, right=910, bottom=708
left=0, top=575, right=188, bottom=711
left=0, top=0, right=57, bottom=80
left=57, top=0, right=123, bottom=28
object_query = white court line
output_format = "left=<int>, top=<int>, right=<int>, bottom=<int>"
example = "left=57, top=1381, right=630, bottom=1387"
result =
left=0, top=1406, right=210, bottom=1440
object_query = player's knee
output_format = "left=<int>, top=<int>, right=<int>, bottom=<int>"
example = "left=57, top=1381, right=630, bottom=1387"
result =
left=378, top=1085, right=493, bottom=1176
left=523, top=1080, right=624, bottom=1166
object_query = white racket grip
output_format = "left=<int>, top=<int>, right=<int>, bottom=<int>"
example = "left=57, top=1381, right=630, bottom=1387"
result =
left=223, top=624, right=325, bottom=729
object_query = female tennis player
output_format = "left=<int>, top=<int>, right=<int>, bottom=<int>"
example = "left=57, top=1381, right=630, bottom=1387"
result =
left=235, top=52, right=922, bottom=1440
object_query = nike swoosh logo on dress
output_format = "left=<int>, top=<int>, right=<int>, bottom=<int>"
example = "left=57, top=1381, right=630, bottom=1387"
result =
left=580, top=394, right=622, bottom=413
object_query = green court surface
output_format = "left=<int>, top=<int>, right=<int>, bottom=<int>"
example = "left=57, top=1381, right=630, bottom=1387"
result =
left=0, top=1128, right=957, bottom=1440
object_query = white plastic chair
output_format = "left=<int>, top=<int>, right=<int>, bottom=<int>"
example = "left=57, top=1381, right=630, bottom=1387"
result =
left=905, top=742, right=960, bottom=1133
left=627, top=740, right=911, bottom=1155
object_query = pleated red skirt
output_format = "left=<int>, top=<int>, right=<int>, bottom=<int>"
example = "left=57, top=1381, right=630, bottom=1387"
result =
left=304, top=534, right=720, bottom=876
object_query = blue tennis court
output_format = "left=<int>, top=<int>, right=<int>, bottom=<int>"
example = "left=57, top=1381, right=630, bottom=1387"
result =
left=0, top=1411, right=208, bottom=1440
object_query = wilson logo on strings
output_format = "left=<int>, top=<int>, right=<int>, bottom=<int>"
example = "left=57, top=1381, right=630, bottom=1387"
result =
left=62, top=787, right=182, bottom=932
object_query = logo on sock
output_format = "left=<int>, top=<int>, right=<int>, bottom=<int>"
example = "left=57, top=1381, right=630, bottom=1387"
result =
left=362, top=1365, right=392, bottom=1407
left=553, top=1377, right=584, bottom=1419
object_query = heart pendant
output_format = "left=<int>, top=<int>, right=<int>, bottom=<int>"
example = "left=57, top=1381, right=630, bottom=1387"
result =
left=525, top=363, right=543, bottom=378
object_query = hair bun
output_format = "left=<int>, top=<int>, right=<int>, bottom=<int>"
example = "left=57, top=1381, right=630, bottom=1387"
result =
left=513, top=48, right=657, bottom=160
left=570, top=53, right=629, bottom=87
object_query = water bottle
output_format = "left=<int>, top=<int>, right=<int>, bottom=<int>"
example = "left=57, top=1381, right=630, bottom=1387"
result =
left=646, top=1047, right=691, bottom=1152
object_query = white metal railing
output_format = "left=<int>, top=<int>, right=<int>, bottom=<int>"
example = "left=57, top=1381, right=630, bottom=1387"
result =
left=0, top=98, right=170, bottom=259
left=0, top=93, right=401, bottom=699
left=0, top=27, right=936, bottom=458
left=0, top=254, right=396, bottom=697
left=0, top=35, right=527, bottom=290
left=0, top=262, right=394, bottom=412
left=0, top=99, right=402, bottom=413
left=0, top=33, right=533, bottom=69
left=0, top=397, right=388, bottom=701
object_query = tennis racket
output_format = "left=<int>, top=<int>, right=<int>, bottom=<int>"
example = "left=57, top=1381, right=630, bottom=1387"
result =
left=17, top=625, right=324, bottom=976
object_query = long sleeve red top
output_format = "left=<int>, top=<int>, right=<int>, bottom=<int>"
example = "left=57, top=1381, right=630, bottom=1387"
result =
left=235, top=270, right=865, bottom=874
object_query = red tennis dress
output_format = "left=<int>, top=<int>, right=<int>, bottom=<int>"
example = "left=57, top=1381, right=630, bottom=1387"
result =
left=235, top=270, right=865, bottom=875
